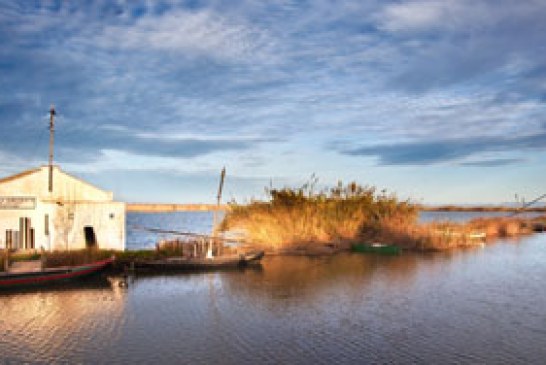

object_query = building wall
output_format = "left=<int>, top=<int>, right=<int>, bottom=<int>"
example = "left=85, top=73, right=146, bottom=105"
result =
left=0, top=166, right=125, bottom=251
left=0, top=166, right=113, bottom=202
left=0, top=201, right=53, bottom=250
left=51, top=202, right=125, bottom=251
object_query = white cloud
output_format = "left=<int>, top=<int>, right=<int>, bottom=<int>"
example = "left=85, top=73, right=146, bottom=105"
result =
left=94, top=9, right=276, bottom=63
left=378, top=1, right=453, bottom=32
left=376, top=0, right=546, bottom=34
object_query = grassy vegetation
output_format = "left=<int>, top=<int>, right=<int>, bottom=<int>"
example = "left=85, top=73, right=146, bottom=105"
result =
left=219, top=180, right=418, bottom=251
left=219, top=179, right=545, bottom=253
left=42, top=248, right=195, bottom=268
left=359, top=215, right=539, bottom=251
left=43, top=249, right=115, bottom=268
left=0, top=244, right=214, bottom=272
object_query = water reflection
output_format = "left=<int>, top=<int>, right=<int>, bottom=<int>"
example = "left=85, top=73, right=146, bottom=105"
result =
left=0, top=276, right=126, bottom=364
left=220, top=254, right=420, bottom=305
left=1, top=235, right=546, bottom=364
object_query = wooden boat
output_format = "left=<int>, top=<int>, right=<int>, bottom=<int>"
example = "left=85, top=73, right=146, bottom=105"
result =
left=135, top=250, right=265, bottom=271
left=0, top=257, right=114, bottom=289
left=352, top=243, right=400, bottom=255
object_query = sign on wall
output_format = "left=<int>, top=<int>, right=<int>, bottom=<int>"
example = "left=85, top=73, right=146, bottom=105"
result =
left=0, top=196, right=37, bottom=210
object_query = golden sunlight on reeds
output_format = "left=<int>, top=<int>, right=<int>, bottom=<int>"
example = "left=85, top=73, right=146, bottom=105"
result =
left=220, top=180, right=417, bottom=252
left=219, top=180, right=546, bottom=253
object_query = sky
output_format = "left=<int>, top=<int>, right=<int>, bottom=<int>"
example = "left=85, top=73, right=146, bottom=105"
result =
left=0, top=0, right=545, bottom=205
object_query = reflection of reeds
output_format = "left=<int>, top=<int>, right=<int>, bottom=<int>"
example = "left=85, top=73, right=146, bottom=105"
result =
left=220, top=181, right=417, bottom=251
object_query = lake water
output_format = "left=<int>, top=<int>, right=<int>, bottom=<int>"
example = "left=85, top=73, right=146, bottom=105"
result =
left=1, top=212, right=546, bottom=364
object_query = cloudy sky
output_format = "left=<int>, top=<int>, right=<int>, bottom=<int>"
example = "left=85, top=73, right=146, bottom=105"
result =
left=0, top=0, right=544, bottom=204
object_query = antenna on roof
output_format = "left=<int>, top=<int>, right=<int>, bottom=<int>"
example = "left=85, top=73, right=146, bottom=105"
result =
left=48, top=104, right=56, bottom=192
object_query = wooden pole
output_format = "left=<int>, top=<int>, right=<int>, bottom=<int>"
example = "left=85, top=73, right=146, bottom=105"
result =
left=206, top=167, right=226, bottom=259
left=213, top=167, right=226, bottom=234
left=48, top=105, right=56, bottom=193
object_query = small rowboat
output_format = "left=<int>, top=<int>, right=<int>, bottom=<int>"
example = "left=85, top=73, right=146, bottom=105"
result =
left=0, top=258, right=114, bottom=289
left=135, top=250, right=265, bottom=271
left=352, top=243, right=400, bottom=255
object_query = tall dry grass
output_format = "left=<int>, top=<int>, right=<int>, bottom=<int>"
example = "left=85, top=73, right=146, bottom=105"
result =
left=43, top=249, right=114, bottom=268
left=221, top=178, right=541, bottom=253
left=371, top=216, right=534, bottom=251
left=220, top=181, right=417, bottom=251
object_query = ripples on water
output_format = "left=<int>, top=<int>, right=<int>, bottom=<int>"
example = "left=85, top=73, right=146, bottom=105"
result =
left=1, top=212, right=546, bottom=364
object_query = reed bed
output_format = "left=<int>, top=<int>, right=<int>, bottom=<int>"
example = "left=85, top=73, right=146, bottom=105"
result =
left=370, top=219, right=485, bottom=251
left=220, top=180, right=543, bottom=253
left=43, top=249, right=115, bottom=268
left=370, top=216, right=537, bottom=251
left=220, top=181, right=417, bottom=251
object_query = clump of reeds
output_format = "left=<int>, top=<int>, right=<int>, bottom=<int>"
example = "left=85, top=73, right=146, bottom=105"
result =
left=220, top=179, right=418, bottom=251
left=373, top=216, right=535, bottom=251
left=9, top=251, right=41, bottom=262
left=383, top=220, right=485, bottom=251
left=467, top=217, right=531, bottom=237
left=43, top=249, right=115, bottom=268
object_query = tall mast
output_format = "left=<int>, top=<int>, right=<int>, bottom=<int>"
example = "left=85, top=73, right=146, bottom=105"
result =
left=48, top=105, right=55, bottom=193
left=213, top=167, right=226, bottom=232
left=206, top=167, right=226, bottom=259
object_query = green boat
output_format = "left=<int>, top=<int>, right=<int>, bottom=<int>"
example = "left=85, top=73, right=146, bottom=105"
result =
left=352, top=243, right=400, bottom=255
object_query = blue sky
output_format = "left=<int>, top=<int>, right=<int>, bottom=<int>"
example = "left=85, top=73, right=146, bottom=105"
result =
left=0, top=0, right=545, bottom=204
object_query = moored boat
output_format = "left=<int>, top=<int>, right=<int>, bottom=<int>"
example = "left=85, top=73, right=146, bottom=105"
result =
left=352, top=243, right=400, bottom=255
left=0, top=257, right=114, bottom=289
left=135, top=250, right=265, bottom=271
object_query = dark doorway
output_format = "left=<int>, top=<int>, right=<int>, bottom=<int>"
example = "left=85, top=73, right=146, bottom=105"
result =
left=84, top=226, right=97, bottom=248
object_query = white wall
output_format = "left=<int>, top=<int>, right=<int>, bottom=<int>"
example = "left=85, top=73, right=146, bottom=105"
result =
left=0, top=166, right=125, bottom=251
left=52, top=202, right=125, bottom=251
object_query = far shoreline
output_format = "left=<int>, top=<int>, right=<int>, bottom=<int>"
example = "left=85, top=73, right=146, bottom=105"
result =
left=420, top=205, right=546, bottom=213
left=126, top=202, right=545, bottom=213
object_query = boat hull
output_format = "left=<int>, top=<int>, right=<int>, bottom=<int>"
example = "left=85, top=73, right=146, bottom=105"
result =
left=136, top=251, right=265, bottom=271
left=0, top=258, right=114, bottom=289
left=352, top=243, right=400, bottom=255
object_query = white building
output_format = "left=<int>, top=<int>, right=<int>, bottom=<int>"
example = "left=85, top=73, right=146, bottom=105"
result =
left=0, top=166, right=125, bottom=251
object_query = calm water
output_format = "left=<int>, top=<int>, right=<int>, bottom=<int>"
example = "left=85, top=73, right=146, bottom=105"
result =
left=1, top=212, right=546, bottom=364
left=127, top=211, right=222, bottom=250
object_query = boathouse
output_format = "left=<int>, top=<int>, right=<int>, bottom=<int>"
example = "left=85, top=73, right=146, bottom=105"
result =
left=0, top=165, right=125, bottom=251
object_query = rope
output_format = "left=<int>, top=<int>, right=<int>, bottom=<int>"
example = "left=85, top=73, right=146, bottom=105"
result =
left=130, top=225, right=249, bottom=243
left=510, top=193, right=546, bottom=216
